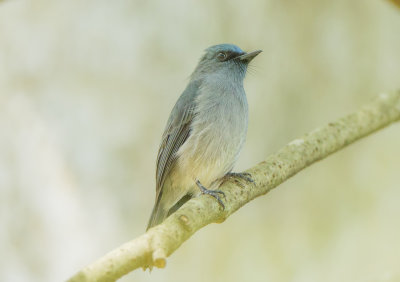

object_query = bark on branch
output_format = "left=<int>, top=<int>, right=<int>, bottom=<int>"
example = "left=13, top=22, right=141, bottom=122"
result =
left=69, top=91, right=400, bottom=282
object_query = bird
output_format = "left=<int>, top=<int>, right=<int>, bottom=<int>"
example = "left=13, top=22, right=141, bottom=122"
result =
left=147, top=44, right=261, bottom=230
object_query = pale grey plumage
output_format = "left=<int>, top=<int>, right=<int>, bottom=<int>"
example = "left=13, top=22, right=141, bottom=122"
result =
left=147, top=44, right=261, bottom=229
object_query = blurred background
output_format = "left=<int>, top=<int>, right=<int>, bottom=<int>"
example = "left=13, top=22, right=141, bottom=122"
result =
left=1, top=0, right=400, bottom=281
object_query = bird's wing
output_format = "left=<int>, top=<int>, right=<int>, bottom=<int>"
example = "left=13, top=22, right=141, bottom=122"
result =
left=155, top=80, right=200, bottom=199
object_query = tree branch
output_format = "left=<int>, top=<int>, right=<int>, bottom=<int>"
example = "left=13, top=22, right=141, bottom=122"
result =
left=68, top=91, right=400, bottom=282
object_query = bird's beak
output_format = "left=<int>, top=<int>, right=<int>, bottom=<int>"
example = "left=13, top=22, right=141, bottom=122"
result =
left=237, top=50, right=262, bottom=62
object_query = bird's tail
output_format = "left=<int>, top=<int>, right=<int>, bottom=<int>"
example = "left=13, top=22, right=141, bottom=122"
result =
left=146, top=193, right=168, bottom=230
left=146, top=191, right=192, bottom=230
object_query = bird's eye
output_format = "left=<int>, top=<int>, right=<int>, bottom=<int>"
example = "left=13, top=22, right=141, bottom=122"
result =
left=217, top=52, right=228, bottom=61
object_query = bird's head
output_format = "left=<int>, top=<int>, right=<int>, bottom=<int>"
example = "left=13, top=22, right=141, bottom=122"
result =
left=192, top=44, right=262, bottom=81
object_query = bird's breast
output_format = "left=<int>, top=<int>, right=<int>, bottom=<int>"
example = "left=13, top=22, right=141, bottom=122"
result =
left=174, top=84, right=248, bottom=188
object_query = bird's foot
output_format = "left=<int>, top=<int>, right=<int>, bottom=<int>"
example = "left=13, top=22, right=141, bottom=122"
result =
left=196, top=180, right=225, bottom=209
left=224, top=172, right=254, bottom=183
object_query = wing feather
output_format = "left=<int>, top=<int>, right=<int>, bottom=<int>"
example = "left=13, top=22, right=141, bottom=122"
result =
left=154, top=81, right=200, bottom=200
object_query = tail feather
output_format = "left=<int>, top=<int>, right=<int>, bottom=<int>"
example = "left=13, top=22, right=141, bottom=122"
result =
left=146, top=197, right=168, bottom=230
left=146, top=193, right=193, bottom=230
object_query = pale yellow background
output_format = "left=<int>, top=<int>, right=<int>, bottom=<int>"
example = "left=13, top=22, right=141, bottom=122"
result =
left=1, top=0, right=400, bottom=281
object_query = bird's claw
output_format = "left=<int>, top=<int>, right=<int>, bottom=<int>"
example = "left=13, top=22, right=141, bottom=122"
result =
left=196, top=180, right=226, bottom=209
left=225, top=172, right=254, bottom=183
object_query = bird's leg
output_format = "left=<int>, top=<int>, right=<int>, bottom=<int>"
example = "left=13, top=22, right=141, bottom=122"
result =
left=224, top=172, right=254, bottom=183
left=196, top=180, right=226, bottom=209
